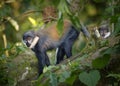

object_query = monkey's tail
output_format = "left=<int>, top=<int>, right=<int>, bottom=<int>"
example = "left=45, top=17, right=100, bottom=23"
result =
left=80, top=22, right=91, bottom=38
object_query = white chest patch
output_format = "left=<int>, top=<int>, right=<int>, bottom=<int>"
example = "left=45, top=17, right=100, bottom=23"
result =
left=29, top=36, right=39, bottom=49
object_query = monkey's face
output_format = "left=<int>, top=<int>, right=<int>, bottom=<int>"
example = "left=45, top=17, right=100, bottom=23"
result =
left=23, top=36, right=33, bottom=47
left=23, top=31, right=35, bottom=47
left=99, top=27, right=109, bottom=38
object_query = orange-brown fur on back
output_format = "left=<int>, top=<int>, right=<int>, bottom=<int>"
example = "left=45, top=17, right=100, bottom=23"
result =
left=40, top=20, right=72, bottom=41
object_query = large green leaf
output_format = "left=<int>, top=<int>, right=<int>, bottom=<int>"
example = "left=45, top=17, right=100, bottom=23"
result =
left=92, top=54, right=111, bottom=69
left=49, top=73, right=58, bottom=86
left=79, top=70, right=100, bottom=86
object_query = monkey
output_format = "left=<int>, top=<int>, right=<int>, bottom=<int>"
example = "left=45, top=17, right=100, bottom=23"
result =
left=23, top=20, right=89, bottom=76
left=92, top=24, right=111, bottom=39
left=98, top=25, right=111, bottom=38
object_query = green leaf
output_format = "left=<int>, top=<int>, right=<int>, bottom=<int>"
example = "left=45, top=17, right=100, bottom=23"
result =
left=107, top=74, right=120, bottom=81
left=57, top=0, right=70, bottom=14
left=66, top=75, right=77, bottom=85
left=52, top=0, right=60, bottom=7
left=49, top=73, right=58, bottom=86
left=79, top=70, right=100, bottom=86
left=92, top=54, right=111, bottom=69
left=78, top=40, right=86, bottom=51
left=113, top=18, right=120, bottom=36
left=57, top=15, right=63, bottom=35
left=93, top=0, right=105, bottom=3
left=68, top=14, right=81, bottom=29
left=16, top=46, right=26, bottom=52
left=100, top=47, right=113, bottom=55
left=28, top=17, right=37, bottom=27
left=57, top=0, right=65, bottom=13
left=59, top=71, right=71, bottom=82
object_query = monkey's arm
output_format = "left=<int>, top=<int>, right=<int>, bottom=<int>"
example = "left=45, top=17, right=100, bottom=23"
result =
left=80, top=21, right=90, bottom=38
left=34, top=51, right=46, bottom=75
left=35, top=51, right=50, bottom=75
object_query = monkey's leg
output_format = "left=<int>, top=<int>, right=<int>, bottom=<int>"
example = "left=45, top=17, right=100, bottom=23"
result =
left=45, top=53, right=50, bottom=66
left=64, top=28, right=79, bottom=58
left=35, top=51, right=46, bottom=76
left=56, top=46, right=65, bottom=64
left=64, top=41, right=72, bottom=58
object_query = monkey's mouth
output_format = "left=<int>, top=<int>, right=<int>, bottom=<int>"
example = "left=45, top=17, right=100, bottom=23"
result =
left=26, top=42, right=31, bottom=47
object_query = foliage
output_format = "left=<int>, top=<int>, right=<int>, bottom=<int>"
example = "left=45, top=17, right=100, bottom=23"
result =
left=0, top=43, right=26, bottom=85
left=92, top=54, right=111, bottom=69
left=107, top=73, right=120, bottom=82
left=79, top=70, right=100, bottom=86
left=0, top=0, right=120, bottom=86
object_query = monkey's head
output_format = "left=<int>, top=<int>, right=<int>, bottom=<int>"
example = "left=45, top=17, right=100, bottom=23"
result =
left=98, top=25, right=111, bottom=39
left=23, top=30, right=35, bottom=47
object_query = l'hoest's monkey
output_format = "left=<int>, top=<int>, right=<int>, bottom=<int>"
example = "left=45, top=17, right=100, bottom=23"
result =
left=23, top=20, right=88, bottom=76
left=98, top=24, right=111, bottom=38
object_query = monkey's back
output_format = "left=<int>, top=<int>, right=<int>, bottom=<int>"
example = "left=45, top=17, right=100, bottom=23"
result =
left=36, top=20, right=78, bottom=50
left=40, top=20, right=72, bottom=41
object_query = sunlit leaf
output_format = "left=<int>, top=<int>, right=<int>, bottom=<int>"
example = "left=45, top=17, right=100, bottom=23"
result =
left=7, top=17, right=19, bottom=31
left=79, top=70, right=100, bottom=86
left=28, top=17, right=37, bottom=27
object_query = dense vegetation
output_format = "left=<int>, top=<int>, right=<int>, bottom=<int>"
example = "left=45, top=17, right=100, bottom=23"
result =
left=0, top=0, right=120, bottom=86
